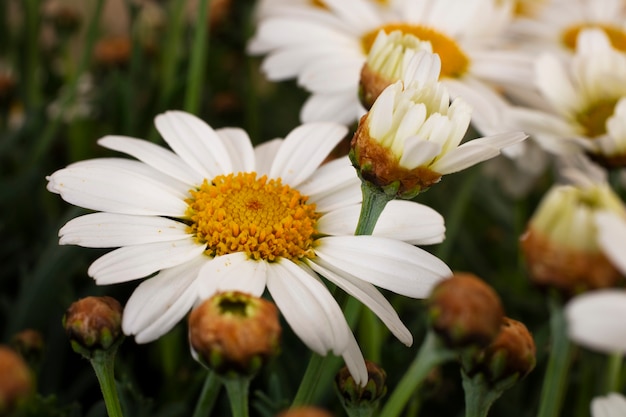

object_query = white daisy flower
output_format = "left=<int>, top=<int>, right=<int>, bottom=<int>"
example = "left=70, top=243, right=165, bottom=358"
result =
left=591, top=393, right=626, bottom=417
left=351, top=72, right=528, bottom=197
left=248, top=0, right=533, bottom=134
left=596, top=211, right=626, bottom=276
left=46, top=110, right=451, bottom=384
left=506, top=28, right=626, bottom=167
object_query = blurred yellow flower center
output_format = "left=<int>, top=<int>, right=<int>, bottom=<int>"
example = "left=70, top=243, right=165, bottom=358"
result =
left=186, top=172, right=319, bottom=261
left=312, top=0, right=387, bottom=7
left=562, top=24, right=626, bottom=51
left=577, top=99, right=618, bottom=138
left=362, top=23, right=469, bottom=78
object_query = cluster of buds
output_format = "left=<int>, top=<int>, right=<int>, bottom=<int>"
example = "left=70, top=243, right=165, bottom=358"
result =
left=188, top=291, right=281, bottom=377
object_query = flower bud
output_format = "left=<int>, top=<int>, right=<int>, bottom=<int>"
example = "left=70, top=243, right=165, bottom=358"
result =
left=521, top=181, right=626, bottom=297
left=275, top=406, right=334, bottom=417
left=10, top=329, right=44, bottom=368
left=427, top=272, right=504, bottom=349
left=359, top=30, right=433, bottom=110
left=335, top=360, right=387, bottom=412
left=464, top=317, right=536, bottom=384
left=0, top=345, right=34, bottom=415
left=188, top=291, right=281, bottom=377
left=42, top=1, right=82, bottom=37
left=93, top=36, right=132, bottom=69
left=63, top=296, right=124, bottom=357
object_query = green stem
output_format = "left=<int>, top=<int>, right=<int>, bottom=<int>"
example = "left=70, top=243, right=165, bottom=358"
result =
left=462, top=371, right=518, bottom=417
left=192, top=371, right=222, bottom=417
left=355, top=183, right=393, bottom=236
left=537, top=297, right=574, bottom=417
left=605, top=352, right=623, bottom=393
left=378, top=331, right=456, bottom=417
left=184, top=0, right=211, bottom=114
left=291, top=353, right=327, bottom=407
left=222, top=376, right=251, bottom=417
left=90, top=349, right=124, bottom=417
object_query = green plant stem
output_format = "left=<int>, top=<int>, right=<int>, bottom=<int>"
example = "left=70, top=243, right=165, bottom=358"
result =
left=291, top=353, right=327, bottom=407
left=537, top=297, right=574, bottom=417
left=222, top=376, right=251, bottom=417
left=192, top=371, right=222, bottom=417
left=355, top=183, right=393, bottom=236
left=184, top=0, right=211, bottom=114
left=605, top=352, right=623, bottom=393
left=462, top=372, right=518, bottom=417
left=90, top=349, right=124, bottom=417
left=156, top=0, right=186, bottom=110
left=378, top=331, right=456, bottom=417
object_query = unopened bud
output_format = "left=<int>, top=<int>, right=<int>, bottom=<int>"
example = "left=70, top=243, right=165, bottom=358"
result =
left=188, top=291, right=281, bottom=377
left=0, top=346, right=34, bottom=415
left=276, top=406, right=334, bottom=417
left=464, top=317, right=536, bottom=384
left=335, top=360, right=387, bottom=412
left=63, top=296, right=124, bottom=357
left=10, top=329, right=44, bottom=368
left=43, top=1, right=82, bottom=37
left=93, top=36, right=132, bottom=69
left=427, top=272, right=504, bottom=349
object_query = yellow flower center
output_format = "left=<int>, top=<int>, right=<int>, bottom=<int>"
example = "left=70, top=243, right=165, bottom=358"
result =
left=361, top=23, right=470, bottom=79
left=311, top=0, right=388, bottom=8
left=562, top=24, right=626, bottom=52
left=186, top=172, right=319, bottom=261
left=577, top=99, right=618, bottom=138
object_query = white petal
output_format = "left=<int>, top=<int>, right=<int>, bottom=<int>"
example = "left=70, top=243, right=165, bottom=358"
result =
left=196, top=252, right=268, bottom=299
left=269, top=123, right=348, bottom=187
left=595, top=211, right=626, bottom=275
left=88, top=238, right=206, bottom=284
left=215, top=127, right=256, bottom=173
left=300, top=92, right=363, bottom=125
left=254, top=138, right=283, bottom=177
left=122, top=256, right=206, bottom=343
left=565, top=290, right=626, bottom=353
left=341, top=335, right=368, bottom=387
left=59, top=212, right=189, bottom=247
left=315, top=236, right=451, bottom=298
left=154, top=111, right=233, bottom=178
left=308, top=259, right=413, bottom=345
left=98, top=135, right=204, bottom=185
left=399, top=139, right=442, bottom=169
left=46, top=159, right=189, bottom=216
left=266, top=260, right=350, bottom=355
left=591, top=393, right=626, bottom=417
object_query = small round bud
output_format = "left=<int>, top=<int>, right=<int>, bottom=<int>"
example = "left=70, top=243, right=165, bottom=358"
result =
left=63, top=296, right=124, bottom=357
left=10, top=329, right=44, bottom=367
left=464, top=317, right=536, bottom=384
left=276, top=407, right=334, bottom=417
left=42, top=1, right=82, bottom=37
left=427, top=272, right=504, bottom=349
left=0, top=345, right=34, bottom=415
left=188, top=291, right=281, bottom=377
left=93, top=36, right=132, bottom=69
left=335, top=360, right=387, bottom=411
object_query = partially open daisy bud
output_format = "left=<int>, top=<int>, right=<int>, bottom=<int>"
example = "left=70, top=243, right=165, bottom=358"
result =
left=0, top=345, right=34, bottom=415
left=188, top=291, right=281, bottom=377
left=63, top=296, right=124, bottom=358
left=10, top=329, right=44, bottom=368
left=427, top=272, right=504, bottom=349
left=350, top=75, right=526, bottom=199
left=359, top=30, right=433, bottom=110
left=276, top=406, right=334, bottom=417
left=521, top=181, right=626, bottom=297
left=335, top=360, right=387, bottom=414
left=463, top=317, right=536, bottom=384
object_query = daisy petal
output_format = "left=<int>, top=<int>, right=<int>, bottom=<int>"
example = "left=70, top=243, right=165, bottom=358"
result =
left=301, top=92, right=363, bottom=125
left=122, top=256, right=206, bottom=343
left=270, top=123, right=348, bottom=187
left=308, top=260, right=413, bottom=345
left=266, top=260, right=350, bottom=355
left=591, top=393, right=626, bottom=417
left=46, top=159, right=188, bottom=216
left=595, top=211, right=626, bottom=275
left=315, top=236, right=451, bottom=298
left=215, top=128, right=256, bottom=173
left=98, top=135, right=204, bottom=185
left=196, top=252, right=268, bottom=299
left=88, top=238, right=206, bottom=284
left=254, top=139, right=283, bottom=177
left=565, top=290, right=626, bottom=353
left=59, top=213, right=189, bottom=247
left=341, top=335, right=368, bottom=387
left=154, top=111, right=233, bottom=178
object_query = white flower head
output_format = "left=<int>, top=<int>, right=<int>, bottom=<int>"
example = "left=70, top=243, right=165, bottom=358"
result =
left=46, top=111, right=452, bottom=385
left=351, top=78, right=527, bottom=198
left=591, top=392, right=626, bottom=417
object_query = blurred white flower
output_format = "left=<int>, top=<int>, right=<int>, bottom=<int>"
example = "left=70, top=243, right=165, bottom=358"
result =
left=591, top=392, right=626, bottom=417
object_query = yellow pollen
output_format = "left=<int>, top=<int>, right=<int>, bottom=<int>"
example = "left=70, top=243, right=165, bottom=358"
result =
left=562, top=24, right=626, bottom=52
left=361, top=23, right=470, bottom=79
left=577, top=99, right=618, bottom=138
left=185, top=172, right=320, bottom=261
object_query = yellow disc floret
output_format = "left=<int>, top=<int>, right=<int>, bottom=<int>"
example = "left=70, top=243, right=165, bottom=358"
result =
left=577, top=98, right=618, bottom=138
left=562, top=24, right=626, bottom=52
left=186, top=172, right=319, bottom=262
left=361, top=23, right=470, bottom=78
